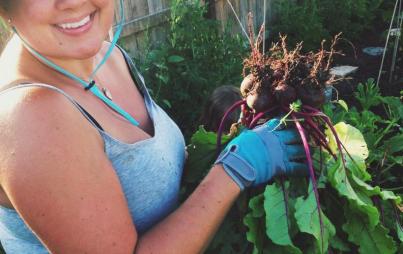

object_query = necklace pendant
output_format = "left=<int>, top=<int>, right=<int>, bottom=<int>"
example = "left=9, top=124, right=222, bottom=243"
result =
left=102, top=87, right=113, bottom=101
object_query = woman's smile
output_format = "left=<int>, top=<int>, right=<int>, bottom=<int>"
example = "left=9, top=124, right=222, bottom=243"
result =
left=54, top=11, right=96, bottom=36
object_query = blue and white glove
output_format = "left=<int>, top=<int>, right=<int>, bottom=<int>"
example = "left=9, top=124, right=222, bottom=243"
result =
left=215, top=118, right=307, bottom=190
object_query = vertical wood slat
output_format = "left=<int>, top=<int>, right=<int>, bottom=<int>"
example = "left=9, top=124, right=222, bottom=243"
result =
left=214, top=0, right=273, bottom=41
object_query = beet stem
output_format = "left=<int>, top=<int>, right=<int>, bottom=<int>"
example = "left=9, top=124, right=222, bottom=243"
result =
left=292, top=114, right=325, bottom=253
left=301, top=105, right=347, bottom=171
left=305, top=117, right=327, bottom=142
left=280, top=177, right=290, bottom=231
left=216, top=100, right=246, bottom=154
left=248, top=107, right=279, bottom=129
left=308, top=131, right=336, bottom=160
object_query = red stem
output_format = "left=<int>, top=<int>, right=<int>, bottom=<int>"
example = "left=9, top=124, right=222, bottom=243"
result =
left=305, top=117, right=327, bottom=142
left=280, top=177, right=290, bottom=231
left=319, top=116, right=347, bottom=170
left=292, top=114, right=325, bottom=253
left=308, top=131, right=336, bottom=160
left=216, top=100, right=246, bottom=154
left=248, top=107, right=279, bottom=129
left=301, top=105, right=347, bottom=170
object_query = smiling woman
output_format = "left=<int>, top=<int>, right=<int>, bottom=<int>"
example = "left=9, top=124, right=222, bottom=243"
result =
left=0, top=1, right=306, bottom=253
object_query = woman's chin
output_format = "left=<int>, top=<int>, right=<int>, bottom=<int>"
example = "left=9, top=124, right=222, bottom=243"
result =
left=70, top=43, right=104, bottom=60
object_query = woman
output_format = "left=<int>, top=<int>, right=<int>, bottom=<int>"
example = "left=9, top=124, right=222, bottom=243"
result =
left=0, top=0, right=307, bottom=253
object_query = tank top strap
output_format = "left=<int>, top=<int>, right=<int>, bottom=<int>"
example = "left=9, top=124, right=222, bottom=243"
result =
left=115, top=45, right=151, bottom=98
left=0, top=83, right=104, bottom=131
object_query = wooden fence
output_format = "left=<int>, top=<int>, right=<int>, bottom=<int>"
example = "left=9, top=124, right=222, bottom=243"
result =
left=115, top=0, right=172, bottom=58
left=211, top=0, right=274, bottom=39
left=116, top=0, right=275, bottom=58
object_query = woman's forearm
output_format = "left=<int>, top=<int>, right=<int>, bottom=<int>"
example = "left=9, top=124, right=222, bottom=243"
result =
left=135, top=164, right=240, bottom=253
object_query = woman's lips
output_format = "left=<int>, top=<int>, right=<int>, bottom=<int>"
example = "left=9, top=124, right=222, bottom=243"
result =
left=54, top=12, right=95, bottom=36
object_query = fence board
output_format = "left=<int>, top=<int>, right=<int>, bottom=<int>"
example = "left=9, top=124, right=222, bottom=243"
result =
left=213, top=0, right=273, bottom=41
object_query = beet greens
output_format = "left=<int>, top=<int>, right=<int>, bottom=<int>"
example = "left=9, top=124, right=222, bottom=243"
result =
left=209, top=16, right=402, bottom=254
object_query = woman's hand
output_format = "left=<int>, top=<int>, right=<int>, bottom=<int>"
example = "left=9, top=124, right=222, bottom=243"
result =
left=215, top=118, right=307, bottom=190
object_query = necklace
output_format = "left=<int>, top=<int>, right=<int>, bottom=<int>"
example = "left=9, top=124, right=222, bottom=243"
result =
left=101, top=86, right=113, bottom=101
left=87, top=79, right=113, bottom=101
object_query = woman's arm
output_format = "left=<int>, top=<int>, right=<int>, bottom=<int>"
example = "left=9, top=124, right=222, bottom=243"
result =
left=136, top=164, right=240, bottom=253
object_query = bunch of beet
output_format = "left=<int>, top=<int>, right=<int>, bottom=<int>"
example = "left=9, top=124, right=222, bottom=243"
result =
left=216, top=16, right=348, bottom=252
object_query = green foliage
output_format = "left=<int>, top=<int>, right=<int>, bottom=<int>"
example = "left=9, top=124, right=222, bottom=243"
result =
left=272, top=0, right=327, bottom=51
left=264, top=183, right=301, bottom=253
left=271, top=0, right=386, bottom=50
left=183, top=126, right=230, bottom=184
left=184, top=79, right=402, bottom=253
left=325, top=122, right=370, bottom=181
left=294, top=188, right=336, bottom=253
left=343, top=208, right=397, bottom=254
left=325, top=79, right=402, bottom=192
left=136, top=0, right=247, bottom=138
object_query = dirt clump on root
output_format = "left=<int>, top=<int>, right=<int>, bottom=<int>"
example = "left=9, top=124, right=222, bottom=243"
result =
left=241, top=27, right=343, bottom=113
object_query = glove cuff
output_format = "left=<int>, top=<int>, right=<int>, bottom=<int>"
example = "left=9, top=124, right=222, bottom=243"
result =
left=214, top=145, right=256, bottom=191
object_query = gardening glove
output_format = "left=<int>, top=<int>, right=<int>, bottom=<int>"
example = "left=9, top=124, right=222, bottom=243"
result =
left=215, top=118, right=308, bottom=190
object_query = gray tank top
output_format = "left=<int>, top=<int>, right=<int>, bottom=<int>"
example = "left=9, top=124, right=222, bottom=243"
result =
left=0, top=49, right=186, bottom=253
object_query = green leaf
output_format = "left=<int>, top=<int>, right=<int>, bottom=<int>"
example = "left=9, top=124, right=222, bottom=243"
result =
left=327, top=159, right=379, bottom=228
left=168, top=55, right=185, bottom=63
left=153, top=62, right=168, bottom=70
left=250, top=194, right=265, bottom=218
left=294, top=189, right=336, bottom=253
left=156, top=73, right=169, bottom=84
left=382, top=134, right=403, bottom=155
left=343, top=207, right=397, bottom=254
left=379, top=96, right=403, bottom=121
left=184, top=126, right=230, bottom=183
left=244, top=194, right=266, bottom=252
left=349, top=174, right=402, bottom=205
left=325, top=122, right=370, bottom=181
left=329, top=235, right=351, bottom=252
left=244, top=213, right=265, bottom=251
left=397, top=221, right=403, bottom=243
left=354, top=79, right=382, bottom=110
left=263, top=183, right=302, bottom=253
left=162, top=99, right=172, bottom=108
left=337, top=99, right=349, bottom=112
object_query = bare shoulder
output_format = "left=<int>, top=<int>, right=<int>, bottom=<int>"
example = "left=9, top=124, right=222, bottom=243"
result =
left=0, top=85, right=105, bottom=189
left=0, top=85, right=103, bottom=159
left=0, top=85, right=136, bottom=253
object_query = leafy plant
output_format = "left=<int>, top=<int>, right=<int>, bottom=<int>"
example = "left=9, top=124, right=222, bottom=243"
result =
left=271, top=0, right=327, bottom=51
left=186, top=122, right=401, bottom=253
left=135, top=0, right=248, bottom=138
left=324, top=79, right=402, bottom=194
left=270, top=0, right=386, bottom=50
left=184, top=79, right=402, bottom=253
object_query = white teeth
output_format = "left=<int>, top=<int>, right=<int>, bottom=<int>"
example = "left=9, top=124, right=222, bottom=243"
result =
left=58, top=15, right=90, bottom=29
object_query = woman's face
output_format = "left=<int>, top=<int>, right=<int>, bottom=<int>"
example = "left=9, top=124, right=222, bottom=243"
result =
left=8, top=0, right=115, bottom=60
